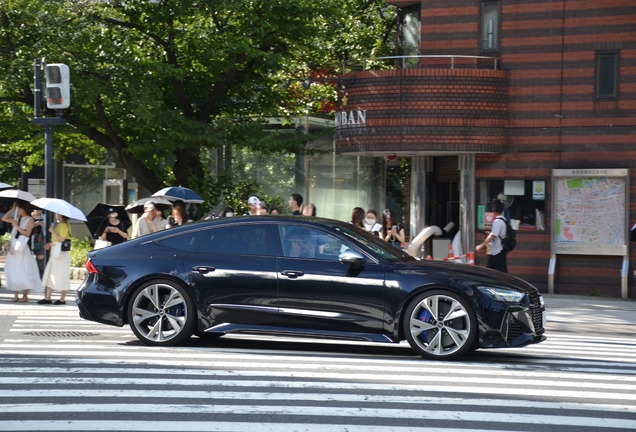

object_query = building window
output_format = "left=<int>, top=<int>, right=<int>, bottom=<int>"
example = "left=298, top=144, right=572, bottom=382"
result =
left=480, top=1, right=501, bottom=53
left=398, top=5, right=420, bottom=68
left=596, top=52, right=619, bottom=99
left=477, top=180, right=546, bottom=232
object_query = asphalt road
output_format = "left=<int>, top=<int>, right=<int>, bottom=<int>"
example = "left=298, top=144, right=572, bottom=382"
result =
left=0, top=284, right=635, bottom=431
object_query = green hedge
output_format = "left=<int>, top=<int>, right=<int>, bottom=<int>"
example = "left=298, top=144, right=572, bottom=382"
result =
left=70, top=238, right=94, bottom=268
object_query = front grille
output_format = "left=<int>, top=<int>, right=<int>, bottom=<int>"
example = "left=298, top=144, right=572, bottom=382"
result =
left=528, top=291, right=541, bottom=307
left=506, top=292, right=545, bottom=343
left=527, top=291, right=545, bottom=335
left=531, top=307, right=545, bottom=335
left=506, top=318, right=523, bottom=342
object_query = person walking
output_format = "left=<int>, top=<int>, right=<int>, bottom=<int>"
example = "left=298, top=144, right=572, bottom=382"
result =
left=288, top=193, right=303, bottom=215
left=476, top=200, right=508, bottom=273
left=363, top=209, right=382, bottom=236
left=95, top=208, right=130, bottom=245
left=381, top=209, right=406, bottom=249
left=2, top=202, right=42, bottom=302
left=31, top=208, right=46, bottom=277
left=39, top=213, right=71, bottom=305
left=351, top=207, right=365, bottom=228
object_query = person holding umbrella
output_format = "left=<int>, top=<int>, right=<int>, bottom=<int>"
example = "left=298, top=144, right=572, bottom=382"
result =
left=132, top=201, right=161, bottom=238
left=1, top=201, right=42, bottom=302
left=95, top=207, right=130, bottom=245
left=38, top=213, right=72, bottom=305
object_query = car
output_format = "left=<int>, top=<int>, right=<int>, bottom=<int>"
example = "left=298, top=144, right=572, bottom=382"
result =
left=76, top=216, right=546, bottom=360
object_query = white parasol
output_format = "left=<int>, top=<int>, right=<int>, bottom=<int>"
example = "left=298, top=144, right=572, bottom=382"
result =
left=30, top=197, right=88, bottom=222
left=0, top=189, right=37, bottom=203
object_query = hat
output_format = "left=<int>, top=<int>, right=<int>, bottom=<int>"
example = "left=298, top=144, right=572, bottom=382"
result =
left=107, top=207, right=117, bottom=215
left=143, top=201, right=155, bottom=209
left=247, top=196, right=260, bottom=205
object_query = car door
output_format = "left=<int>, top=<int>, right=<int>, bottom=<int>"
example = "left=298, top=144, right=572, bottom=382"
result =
left=184, top=223, right=278, bottom=327
left=275, top=224, right=386, bottom=335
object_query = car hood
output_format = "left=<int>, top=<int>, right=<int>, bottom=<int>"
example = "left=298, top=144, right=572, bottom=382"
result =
left=393, top=259, right=538, bottom=293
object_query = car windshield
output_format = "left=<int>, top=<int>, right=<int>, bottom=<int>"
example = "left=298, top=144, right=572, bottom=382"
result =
left=333, top=224, right=417, bottom=263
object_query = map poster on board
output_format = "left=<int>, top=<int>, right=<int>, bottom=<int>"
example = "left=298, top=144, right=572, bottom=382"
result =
left=552, top=169, right=629, bottom=256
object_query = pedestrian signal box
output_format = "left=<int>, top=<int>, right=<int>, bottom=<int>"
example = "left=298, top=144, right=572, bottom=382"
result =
left=44, top=64, right=70, bottom=109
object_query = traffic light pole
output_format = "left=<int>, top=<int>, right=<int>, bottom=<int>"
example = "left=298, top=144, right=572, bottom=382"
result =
left=31, top=58, right=66, bottom=262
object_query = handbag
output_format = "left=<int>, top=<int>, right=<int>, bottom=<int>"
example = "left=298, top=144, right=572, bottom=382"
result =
left=61, top=239, right=71, bottom=252
left=13, top=235, right=30, bottom=253
left=94, top=239, right=112, bottom=249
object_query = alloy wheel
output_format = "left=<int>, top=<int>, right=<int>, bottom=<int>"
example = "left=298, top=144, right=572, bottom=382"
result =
left=129, top=281, right=193, bottom=345
left=405, top=291, right=475, bottom=359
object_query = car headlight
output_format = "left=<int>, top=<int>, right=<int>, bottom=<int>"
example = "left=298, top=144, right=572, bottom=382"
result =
left=478, top=287, right=526, bottom=303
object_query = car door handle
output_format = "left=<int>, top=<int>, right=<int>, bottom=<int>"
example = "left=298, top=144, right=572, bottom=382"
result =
left=281, top=270, right=304, bottom=279
left=193, top=266, right=215, bottom=274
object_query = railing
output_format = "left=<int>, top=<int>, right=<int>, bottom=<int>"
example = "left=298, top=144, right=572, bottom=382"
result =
left=344, top=55, right=500, bottom=72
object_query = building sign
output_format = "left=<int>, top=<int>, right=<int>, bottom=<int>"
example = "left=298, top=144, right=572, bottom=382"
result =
left=532, top=181, right=545, bottom=200
left=484, top=211, right=495, bottom=230
left=27, top=178, right=46, bottom=198
left=552, top=169, right=628, bottom=255
left=335, top=110, right=367, bottom=128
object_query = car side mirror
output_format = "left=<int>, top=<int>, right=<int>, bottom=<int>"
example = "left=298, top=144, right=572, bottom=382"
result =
left=339, top=250, right=365, bottom=269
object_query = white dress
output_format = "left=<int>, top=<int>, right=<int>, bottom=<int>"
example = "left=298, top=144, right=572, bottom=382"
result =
left=5, top=216, right=43, bottom=293
left=42, top=226, right=71, bottom=292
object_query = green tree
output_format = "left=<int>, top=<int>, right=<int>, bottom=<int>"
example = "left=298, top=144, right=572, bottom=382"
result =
left=0, top=0, right=396, bottom=200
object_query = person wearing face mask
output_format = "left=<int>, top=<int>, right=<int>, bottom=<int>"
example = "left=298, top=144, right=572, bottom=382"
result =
left=363, top=209, right=382, bottom=236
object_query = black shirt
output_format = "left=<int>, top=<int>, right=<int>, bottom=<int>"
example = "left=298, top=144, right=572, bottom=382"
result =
left=96, top=219, right=130, bottom=245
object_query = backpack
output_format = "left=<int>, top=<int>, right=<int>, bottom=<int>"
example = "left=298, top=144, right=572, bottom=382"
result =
left=497, top=216, right=516, bottom=252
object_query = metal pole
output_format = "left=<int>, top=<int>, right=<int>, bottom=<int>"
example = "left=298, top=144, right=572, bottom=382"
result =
left=33, top=59, right=42, bottom=118
left=44, top=123, right=54, bottom=262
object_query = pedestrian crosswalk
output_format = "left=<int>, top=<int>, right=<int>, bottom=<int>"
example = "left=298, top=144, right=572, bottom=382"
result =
left=1, top=315, right=636, bottom=431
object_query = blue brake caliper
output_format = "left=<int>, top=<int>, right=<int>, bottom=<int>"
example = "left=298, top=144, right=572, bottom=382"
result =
left=417, top=309, right=433, bottom=343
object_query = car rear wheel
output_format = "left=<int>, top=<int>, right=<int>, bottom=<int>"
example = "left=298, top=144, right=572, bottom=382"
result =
left=127, top=279, right=195, bottom=346
left=403, top=289, right=477, bottom=360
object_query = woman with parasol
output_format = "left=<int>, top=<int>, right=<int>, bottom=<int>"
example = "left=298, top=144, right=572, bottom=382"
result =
left=95, top=207, right=130, bottom=245
left=38, top=213, right=72, bottom=305
left=1, top=201, right=43, bottom=302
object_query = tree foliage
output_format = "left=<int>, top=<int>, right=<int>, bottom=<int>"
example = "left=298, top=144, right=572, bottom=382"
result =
left=0, top=0, right=396, bottom=202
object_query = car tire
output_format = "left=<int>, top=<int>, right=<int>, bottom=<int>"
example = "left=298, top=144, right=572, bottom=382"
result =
left=403, top=289, right=477, bottom=360
left=127, top=279, right=196, bottom=346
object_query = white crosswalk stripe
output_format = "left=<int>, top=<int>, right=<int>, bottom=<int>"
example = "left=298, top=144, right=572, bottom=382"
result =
left=1, top=315, right=636, bottom=431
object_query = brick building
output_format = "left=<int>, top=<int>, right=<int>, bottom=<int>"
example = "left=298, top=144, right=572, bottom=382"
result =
left=335, top=0, right=636, bottom=297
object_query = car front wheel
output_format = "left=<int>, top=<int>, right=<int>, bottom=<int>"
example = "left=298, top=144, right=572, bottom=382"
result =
left=127, top=279, right=195, bottom=346
left=403, top=289, right=477, bottom=360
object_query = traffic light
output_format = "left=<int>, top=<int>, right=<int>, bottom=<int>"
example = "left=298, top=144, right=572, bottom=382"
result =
left=44, top=64, right=70, bottom=109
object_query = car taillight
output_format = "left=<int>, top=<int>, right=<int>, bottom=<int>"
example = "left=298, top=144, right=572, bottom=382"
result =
left=85, top=259, right=99, bottom=274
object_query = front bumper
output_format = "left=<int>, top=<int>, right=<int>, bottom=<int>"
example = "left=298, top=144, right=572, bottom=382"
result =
left=480, top=292, right=546, bottom=348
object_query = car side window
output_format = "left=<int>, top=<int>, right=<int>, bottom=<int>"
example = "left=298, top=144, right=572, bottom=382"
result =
left=197, top=225, right=269, bottom=255
left=278, top=225, right=350, bottom=261
left=156, top=229, right=208, bottom=252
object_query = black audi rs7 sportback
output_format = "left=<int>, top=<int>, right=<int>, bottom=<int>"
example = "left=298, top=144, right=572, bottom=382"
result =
left=77, top=216, right=545, bottom=360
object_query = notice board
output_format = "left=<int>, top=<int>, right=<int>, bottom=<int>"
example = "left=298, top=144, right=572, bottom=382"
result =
left=552, top=169, right=629, bottom=256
